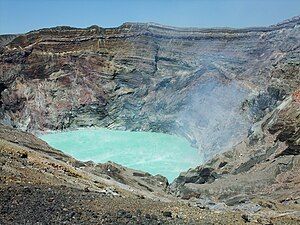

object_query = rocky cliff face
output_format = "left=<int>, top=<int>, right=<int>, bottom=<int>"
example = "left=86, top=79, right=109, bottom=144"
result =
left=0, top=17, right=299, bottom=159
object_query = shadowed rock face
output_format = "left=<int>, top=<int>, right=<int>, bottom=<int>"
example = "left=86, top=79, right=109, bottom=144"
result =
left=0, top=18, right=299, bottom=159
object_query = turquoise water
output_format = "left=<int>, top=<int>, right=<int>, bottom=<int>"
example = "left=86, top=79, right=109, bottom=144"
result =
left=40, top=128, right=202, bottom=181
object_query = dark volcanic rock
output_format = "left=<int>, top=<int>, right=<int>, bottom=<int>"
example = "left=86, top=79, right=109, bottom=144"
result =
left=172, top=167, right=219, bottom=187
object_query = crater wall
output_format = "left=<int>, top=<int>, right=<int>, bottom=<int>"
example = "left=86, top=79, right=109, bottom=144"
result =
left=0, top=18, right=299, bottom=158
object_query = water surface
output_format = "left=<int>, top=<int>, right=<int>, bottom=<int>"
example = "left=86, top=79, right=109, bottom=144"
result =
left=40, top=128, right=202, bottom=181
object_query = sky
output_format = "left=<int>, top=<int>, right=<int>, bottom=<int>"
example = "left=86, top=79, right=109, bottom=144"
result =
left=0, top=0, right=299, bottom=34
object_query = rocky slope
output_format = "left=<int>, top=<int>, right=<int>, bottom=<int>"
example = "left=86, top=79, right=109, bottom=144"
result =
left=0, top=124, right=255, bottom=225
left=0, top=16, right=299, bottom=224
left=0, top=124, right=299, bottom=224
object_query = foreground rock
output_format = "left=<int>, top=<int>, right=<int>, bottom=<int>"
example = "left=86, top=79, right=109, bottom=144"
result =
left=0, top=124, right=299, bottom=224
